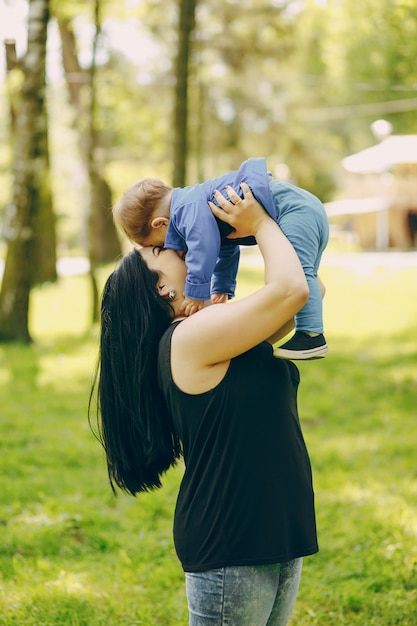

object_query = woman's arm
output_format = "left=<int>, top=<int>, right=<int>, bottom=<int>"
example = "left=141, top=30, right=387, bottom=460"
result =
left=265, top=318, right=296, bottom=346
left=171, top=183, right=309, bottom=391
left=266, top=275, right=326, bottom=345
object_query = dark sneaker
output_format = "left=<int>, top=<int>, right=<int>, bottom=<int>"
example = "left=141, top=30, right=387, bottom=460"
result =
left=273, top=331, right=328, bottom=360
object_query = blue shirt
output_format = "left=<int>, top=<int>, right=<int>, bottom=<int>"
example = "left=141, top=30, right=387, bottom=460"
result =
left=166, top=158, right=276, bottom=301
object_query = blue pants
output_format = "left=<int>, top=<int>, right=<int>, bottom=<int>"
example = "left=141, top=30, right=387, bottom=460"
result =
left=185, top=558, right=302, bottom=626
left=269, top=181, right=329, bottom=334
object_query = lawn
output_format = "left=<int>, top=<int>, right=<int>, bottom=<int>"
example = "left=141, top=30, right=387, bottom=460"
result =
left=0, top=252, right=416, bottom=625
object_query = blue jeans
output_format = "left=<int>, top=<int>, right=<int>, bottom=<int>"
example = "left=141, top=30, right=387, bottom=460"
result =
left=269, top=181, right=329, bottom=334
left=185, top=558, right=302, bottom=626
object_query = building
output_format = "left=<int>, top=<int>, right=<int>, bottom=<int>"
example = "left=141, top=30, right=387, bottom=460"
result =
left=325, top=134, right=417, bottom=249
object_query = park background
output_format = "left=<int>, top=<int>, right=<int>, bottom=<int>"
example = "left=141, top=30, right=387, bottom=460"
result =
left=0, top=0, right=416, bottom=624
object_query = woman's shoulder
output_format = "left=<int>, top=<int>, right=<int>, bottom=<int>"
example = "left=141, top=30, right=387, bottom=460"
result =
left=157, top=322, right=181, bottom=385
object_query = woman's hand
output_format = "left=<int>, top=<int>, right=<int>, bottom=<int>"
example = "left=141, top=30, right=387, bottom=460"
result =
left=208, top=182, right=269, bottom=240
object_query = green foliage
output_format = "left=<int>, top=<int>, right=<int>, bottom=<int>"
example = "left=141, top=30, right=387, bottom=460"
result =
left=293, top=328, right=417, bottom=625
left=3, top=0, right=416, bottom=256
left=0, top=256, right=416, bottom=624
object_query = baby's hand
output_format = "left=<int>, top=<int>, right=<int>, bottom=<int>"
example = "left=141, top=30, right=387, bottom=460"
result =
left=179, top=297, right=205, bottom=317
left=211, top=293, right=228, bottom=305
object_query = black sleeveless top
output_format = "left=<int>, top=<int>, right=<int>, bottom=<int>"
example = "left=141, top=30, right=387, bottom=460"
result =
left=158, top=322, right=318, bottom=572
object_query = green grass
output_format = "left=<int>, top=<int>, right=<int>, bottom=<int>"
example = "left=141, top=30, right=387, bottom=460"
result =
left=1, top=256, right=416, bottom=624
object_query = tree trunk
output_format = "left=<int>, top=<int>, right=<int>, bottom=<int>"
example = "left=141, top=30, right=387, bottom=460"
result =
left=4, top=40, right=18, bottom=134
left=57, top=13, right=121, bottom=267
left=0, top=0, right=55, bottom=342
left=172, top=0, right=197, bottom=187
left=87, top=0, right=102, bottom=324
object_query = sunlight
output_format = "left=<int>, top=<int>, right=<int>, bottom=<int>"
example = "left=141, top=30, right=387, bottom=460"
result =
left=0, top=365, right=10, bottom=385
left=45, top=570, right=91, bottom=596
left=339, top=482, right=417, bottom=541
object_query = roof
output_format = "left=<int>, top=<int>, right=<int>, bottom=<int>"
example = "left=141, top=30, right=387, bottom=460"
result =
left=325, top=197, right=389, bottom=216
left=342, top=135, right=417, bottom=173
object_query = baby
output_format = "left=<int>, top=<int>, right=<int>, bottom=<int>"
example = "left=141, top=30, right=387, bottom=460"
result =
left=113, top=158, right=329, bottom=360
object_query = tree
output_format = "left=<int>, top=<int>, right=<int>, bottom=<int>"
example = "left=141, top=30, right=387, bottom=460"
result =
left=185, top=0, right=299, bottom=179
left=172, top=0, right=198, bottom=187
left=0, top=0, right=56, bottom=342
left=87, top=0, right=103, bottom=323
left=56, top=12, right=122, bottom=267
left=37, top=0, right=416, bottom=215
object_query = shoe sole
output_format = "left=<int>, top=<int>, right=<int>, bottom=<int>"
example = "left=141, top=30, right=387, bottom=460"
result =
left=273, top=344, right=328, bottom=360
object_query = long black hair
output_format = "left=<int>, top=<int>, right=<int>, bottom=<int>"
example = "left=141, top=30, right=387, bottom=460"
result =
left=89, top=249, right=181, bottom=495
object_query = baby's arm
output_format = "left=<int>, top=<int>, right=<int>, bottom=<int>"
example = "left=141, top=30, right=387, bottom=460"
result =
left=179, top=296, right=206, bottom=317
left=171, top=200, right=236, bottom=312
left=211, top=293, right=228, bottom=305
left=174, top=202, right=221, bottom=304
left=211, top=244, right=240, bottom=300
left=180, top=293, right=227, bottom=315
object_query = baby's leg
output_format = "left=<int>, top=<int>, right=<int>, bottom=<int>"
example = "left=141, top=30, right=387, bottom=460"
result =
left=271, top=191, right=328, bottom=333
left=296, top=273, right=323, bottom=334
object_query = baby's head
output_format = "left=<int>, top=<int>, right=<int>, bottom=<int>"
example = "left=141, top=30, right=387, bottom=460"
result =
left=113, top=178, right=173, bottom=246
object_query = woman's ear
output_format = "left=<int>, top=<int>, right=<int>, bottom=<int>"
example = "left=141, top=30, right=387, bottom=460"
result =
left=150, top=216, right=169, bottom=230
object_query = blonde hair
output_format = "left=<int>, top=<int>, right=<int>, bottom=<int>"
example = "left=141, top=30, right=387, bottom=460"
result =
left=113, top=178, right=173, bottom=244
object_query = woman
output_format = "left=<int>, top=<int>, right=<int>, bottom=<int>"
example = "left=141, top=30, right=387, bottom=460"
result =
left=90, top=183, right=319, bottom=625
